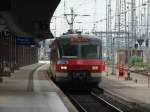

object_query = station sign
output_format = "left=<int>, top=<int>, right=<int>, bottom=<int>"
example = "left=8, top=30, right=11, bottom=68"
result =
left=0, top=31, right=12, bottom=38
left=16, top=37, right=35, bottom=45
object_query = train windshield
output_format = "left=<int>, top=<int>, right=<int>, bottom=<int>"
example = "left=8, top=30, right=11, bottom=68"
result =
left=81, top=45, right=99, bottom=59
left=60, top=44, right=99, bottom=59
left=61, top=44, right=78, bottom=59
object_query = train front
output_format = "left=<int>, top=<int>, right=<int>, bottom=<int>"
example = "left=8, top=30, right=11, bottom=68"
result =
left=54, top=34, right=105, bottom=86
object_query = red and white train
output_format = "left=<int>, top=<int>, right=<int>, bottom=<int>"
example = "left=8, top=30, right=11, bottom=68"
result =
left=50, top=33, right=105, bottom=87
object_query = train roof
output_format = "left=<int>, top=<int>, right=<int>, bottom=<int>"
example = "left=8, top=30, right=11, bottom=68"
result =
left=56, top=34, right=101, bottom=41
left=62, top=34, right=99, bottom=38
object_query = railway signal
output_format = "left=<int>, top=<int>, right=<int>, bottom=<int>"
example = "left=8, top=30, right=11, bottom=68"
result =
left=137, top=39, right=144, bottom=46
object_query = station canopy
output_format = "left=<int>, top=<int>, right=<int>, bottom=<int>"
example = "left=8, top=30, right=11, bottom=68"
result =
left=0, top=0, right=60, bottom=40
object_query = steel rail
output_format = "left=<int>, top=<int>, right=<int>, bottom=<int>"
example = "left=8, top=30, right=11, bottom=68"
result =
left=91, top=92, right=124, bottom=112
left=67, top=94, right=87, bottom=112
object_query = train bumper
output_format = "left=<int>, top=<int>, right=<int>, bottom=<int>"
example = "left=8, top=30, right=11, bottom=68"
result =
left=55, top=72, right=101, bottom=83
left=55, top=76, right=101, bottom=83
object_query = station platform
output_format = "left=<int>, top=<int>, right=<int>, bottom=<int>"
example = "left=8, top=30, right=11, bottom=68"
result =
left=99, top=67, right=150, bottom=111
left=0, top=63, right=78, bottom=112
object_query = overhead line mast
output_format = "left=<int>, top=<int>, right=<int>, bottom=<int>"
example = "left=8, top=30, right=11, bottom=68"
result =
left=112, top=0, right=127, bottom=75
left=147, top=0, right=150, bottom=62
left=114, top=0, right=127, bottom=49
left=92, top=0, right=97, bottom=33
left=131, top=0, right=137, bottom=48
left=106, top=0, right=112, bottom=60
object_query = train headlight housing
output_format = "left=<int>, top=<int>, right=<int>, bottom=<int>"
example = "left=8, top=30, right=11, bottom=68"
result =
left=60, top=66, right=67, bottom=70
left=92, top=66, right=99, bottom=70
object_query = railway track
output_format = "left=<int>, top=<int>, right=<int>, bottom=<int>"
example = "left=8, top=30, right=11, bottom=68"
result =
left=67, top=89, right=124, bottom=112
left=120, top=66, right=150, bottom=76
left=111, top=67, right=150, bottom=76
left=131, top=69, right=150, bottom=76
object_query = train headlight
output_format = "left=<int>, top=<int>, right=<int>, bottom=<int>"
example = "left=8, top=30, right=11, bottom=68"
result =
left=61, top=66, right=67, bottom=70
left=92, top=66, right=99, bottom=70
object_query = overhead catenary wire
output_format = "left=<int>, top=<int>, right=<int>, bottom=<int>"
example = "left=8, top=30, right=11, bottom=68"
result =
left=95, top=1, right=148, bottom=24
left=74, top=0, right=93, bottom=12
left=52, top=0, right=150, bottom=39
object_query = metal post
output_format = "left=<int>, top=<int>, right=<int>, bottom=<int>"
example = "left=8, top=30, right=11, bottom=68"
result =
left=131, top=0, right=136, bottom=46
left=112, top=37, right=116, bottom=75
left=126, top=3, right=131, bottom=80
left=0, top=31, right=3, bottom=77
left=147, top=0, right=150, bottom=63
left=127, top=30, right=131, bottom=80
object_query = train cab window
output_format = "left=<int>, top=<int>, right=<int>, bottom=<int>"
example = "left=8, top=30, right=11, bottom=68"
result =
left=81, top=45, right=99, bottom=59
left=61, top=44, right=78, bottom=58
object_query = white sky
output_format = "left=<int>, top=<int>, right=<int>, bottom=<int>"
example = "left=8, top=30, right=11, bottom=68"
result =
left=50, top=0, right=115, bottom=36
left=50, top=0, right=147, bottom=37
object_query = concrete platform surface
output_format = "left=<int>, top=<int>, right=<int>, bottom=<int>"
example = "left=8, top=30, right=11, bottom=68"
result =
left=99, top=68, right=150, bottom=111
left=0, top=63, right=78, bottom=112
left=0, top=92, right=68, bottom=112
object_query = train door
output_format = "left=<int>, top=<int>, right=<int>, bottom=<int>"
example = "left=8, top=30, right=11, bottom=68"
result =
left=50, top=43, right=59, bottom=78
